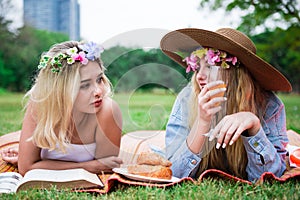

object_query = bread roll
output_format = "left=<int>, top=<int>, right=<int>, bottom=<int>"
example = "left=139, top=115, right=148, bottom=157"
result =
left=127, top=164, right=172, bottom=180
left=126, top=152, right=173, bottom=180
left=137, top=152, right=172, bottom=167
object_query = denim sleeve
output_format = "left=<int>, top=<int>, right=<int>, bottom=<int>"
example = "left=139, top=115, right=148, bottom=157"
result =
left=165, top=87, right=202, bottom=178
left=242, top=94, right=288, bottom=182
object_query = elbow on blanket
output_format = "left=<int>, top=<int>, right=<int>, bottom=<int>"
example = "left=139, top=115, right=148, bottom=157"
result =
left=18, top=162, right=33, bottom=176
left=18, top=166, right=28, bottom=176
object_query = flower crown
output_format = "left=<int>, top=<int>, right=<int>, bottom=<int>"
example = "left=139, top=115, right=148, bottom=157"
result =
left=38, top=41, right=104, bottom=73
left=182, top=47, right=240, bottom=73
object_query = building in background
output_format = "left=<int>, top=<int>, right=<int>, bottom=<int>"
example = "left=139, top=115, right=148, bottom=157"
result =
left=23, top=0, right=80, bottom=40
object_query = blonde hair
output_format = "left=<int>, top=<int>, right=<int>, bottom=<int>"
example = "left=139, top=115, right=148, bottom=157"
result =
left=24, top=41, right=112, bottom=152
left=188, top=64, right=267, bottom=179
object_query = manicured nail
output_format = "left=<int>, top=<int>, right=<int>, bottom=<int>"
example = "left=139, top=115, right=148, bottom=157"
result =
left=229, top=141, right=233, bottom=146
left=222, top=143, right=226, bottom=148
left=216, top=143, right=221, bottom=149
left=209, top=135, right=214, bottom=141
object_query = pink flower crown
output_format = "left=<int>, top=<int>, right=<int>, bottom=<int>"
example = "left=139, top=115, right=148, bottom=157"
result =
left=38, top=41, right=104, bottom=73
left=182, top=48, right=240, bottom=73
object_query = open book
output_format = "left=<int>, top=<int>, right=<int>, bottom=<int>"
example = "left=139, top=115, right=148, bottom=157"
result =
left=0, top=168, right=103, bottom=193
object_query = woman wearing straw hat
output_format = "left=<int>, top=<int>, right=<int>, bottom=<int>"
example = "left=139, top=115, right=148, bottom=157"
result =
left=160, top=28, right=292, bottom=182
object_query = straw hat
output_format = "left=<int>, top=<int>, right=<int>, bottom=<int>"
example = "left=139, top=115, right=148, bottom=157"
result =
left=160, top=28, right=292, bottom=92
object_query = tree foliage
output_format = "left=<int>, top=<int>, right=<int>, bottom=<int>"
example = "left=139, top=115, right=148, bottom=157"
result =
left=252, top=26, right=300, bottom=92
left=102, top=47, right=189, bottom=93
left=199, top=0, right=300, bottom=35
left=0, top=25, right=68, bottom=91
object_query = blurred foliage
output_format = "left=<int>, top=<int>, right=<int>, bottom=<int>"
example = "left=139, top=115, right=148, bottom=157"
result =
left=1, top=26, right=68, bottom=91
left=102, top=47, right=189, bottom=93
left=252, top=26, right=300, bottom=92
left=199, top=0, right=300, bottom=35
left=198, top=0, right=300, bottom=92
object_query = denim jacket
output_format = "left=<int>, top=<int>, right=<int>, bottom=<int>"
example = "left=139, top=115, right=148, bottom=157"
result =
left=165, top=85, right=288, bottom=182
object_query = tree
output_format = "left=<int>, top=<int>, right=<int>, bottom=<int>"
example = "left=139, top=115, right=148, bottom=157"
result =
left=0, top=0, right=15, bottom=90
left=15, top=27, right=69, bottom=91
left=252, top=26, right=300, bottom=92
left=102, top=46, right=189, bottom=93
left=2, top=26, right=68, bottom=91
left=199, top=0, right=300, bottom=35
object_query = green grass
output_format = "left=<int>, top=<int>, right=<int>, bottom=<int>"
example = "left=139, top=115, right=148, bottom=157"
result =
left=1, top=91, right=300, bottom=199
left=278, top=93, right=300, bottom=133
left=0, top=93, right=24, bottom=135
left=113, top=91, right=177, bottom=133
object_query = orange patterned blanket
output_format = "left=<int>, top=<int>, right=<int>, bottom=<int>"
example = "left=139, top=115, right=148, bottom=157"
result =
left=1, top=130, right=300, bottom=194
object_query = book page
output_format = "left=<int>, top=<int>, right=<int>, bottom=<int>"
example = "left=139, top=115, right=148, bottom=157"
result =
left=16, top=168, right=103, bottom=192
left=0, top=172, right=23, bottom=193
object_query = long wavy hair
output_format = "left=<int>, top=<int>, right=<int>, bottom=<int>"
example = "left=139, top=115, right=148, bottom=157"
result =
left=24, top=41, right=112, bottom=152
left=188, top=64, right=268, bottom=179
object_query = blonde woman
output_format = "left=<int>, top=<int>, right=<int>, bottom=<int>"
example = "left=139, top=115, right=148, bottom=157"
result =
left=14, top=41, right=123, bottom=175
left=160, top=28, right=292, bottom=182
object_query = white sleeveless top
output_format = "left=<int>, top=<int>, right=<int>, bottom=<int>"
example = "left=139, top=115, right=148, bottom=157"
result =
left=40, top=143, right=96, bottom=162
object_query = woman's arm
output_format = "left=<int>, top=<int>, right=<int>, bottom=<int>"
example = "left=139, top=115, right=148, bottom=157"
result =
left=166, top=87, right=206, bottom=178
left=18, top=102, right=41, bottom=175
left=166, top=83, right=227, bottom=178
left=187, top=81, right=227, bottom=153
left=243, top=96, right=288, bottom=182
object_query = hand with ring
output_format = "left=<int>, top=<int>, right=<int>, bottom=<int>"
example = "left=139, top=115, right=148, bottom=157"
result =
left=209, top=112, right=261, bottom=149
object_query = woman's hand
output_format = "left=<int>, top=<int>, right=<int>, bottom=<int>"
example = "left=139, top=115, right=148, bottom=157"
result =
left=197, top=81, right=227, bottom=124
left=1, top=147, right=19, bottom=165
left=86, top=156, right=123, bottom=173
left=210, top=112, right=261, bottom=149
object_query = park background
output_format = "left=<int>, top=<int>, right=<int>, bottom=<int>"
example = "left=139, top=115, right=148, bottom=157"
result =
left=1, top=0, right=299, bottom=93
left=1, top=0, right=300, bottom=199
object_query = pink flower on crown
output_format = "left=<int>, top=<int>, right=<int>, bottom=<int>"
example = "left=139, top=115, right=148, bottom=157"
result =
left=72, top=51, right=88, bottom=65
left=225, top=56, right=238, bottom=65
left=206, top=49, right=221, bottom=65
left=181, top=47, right=240, bottom=73
left=183, top=54, right=199, bottom=73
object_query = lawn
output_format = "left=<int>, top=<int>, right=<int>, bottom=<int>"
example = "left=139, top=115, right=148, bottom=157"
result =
left=1, top=91, right=300, bottom=199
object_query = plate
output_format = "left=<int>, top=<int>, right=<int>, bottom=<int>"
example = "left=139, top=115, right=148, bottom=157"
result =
left=112, top=167, right=180, bottom=183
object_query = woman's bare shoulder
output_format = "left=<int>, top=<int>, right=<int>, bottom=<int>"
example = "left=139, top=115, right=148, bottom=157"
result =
left=95, top=97, right=122, bottom=140
left=97, top=97, right=122, bottom=122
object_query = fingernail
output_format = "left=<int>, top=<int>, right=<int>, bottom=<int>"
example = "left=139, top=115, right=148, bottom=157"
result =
left=222, top=143, right=226, bottom=148
left=229, top=141, right=233, bottom=146
left=209, top=135, right=214, bottom=141
left=216, top=143, right=221, bottom=149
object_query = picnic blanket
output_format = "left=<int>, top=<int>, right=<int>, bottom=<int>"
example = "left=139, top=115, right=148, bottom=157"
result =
left=1, top=130, right=300, bottom=194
